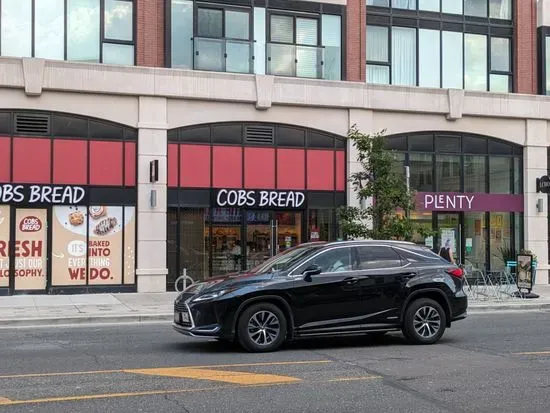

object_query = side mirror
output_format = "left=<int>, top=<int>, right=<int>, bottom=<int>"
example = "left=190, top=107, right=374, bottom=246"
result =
left=303, top=264, right=322, bottom=281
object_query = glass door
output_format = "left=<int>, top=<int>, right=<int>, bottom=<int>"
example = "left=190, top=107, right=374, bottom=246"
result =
left=13, top=208, right=48, bottom=292
left=244, top=211, right=303, bottom=271
left=436, top=213, right=462, bottom=265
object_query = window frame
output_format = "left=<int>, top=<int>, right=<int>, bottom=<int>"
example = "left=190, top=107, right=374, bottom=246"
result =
left=366, top=0, right=514, bottom=92
left=353, top=245, right=405, bottom=270
left=289, top=245, right=354, bottom=277
left=0, top=0, right=136, bottom=64
left=194, top=3, right=253, bottom=42
left=385, top=132, right=523, bottom=194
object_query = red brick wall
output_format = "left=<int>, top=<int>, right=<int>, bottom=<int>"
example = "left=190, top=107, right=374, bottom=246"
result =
left=514, top=0, right=537, bottom=94
left=346, top=0, right=366, bottom=82
left=136, top=0, right=165, bottom=67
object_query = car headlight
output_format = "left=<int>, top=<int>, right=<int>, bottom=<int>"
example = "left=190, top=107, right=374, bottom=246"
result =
left=192, top=288, right=235, bottom=303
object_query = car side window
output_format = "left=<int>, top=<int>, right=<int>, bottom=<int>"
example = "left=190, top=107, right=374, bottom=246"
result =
left=296, top=247, right=353, bottom=275
left=353, top=246, right=403, bottom=270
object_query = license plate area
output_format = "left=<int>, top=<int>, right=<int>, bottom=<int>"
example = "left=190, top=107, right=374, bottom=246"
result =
left=174, top=312, right=190, bottom=324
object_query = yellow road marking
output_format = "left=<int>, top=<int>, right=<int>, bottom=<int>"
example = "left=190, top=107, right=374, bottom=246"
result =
left=127, top=367, right=301, bottom=385
left=0, top=397, right=12, bottom=403
left=325, top=376, right=381, bottom=382
left=0, top=376, right=380, bottom=406
left=513, top=351, right=550, bottom=355
left=0, top=360, right=332, bottom=380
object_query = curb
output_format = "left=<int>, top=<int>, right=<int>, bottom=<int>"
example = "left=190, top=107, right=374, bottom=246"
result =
left=1, top=303, right=550, bottom=327
left=468, top=302, right=550, bottom=312
left=0, top=313, right=173, bottom=328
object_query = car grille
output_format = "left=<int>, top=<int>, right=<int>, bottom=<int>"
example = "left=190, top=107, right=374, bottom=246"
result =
left=174, top=295, right=193, bottom=327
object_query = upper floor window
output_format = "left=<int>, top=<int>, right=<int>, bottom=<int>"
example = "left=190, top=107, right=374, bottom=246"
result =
left=0, top=0, right=134, bottom=65
left=366, top=0, right=513, bottom=92
left=169, top=0, right=342, bottom=81
left=368, top=0, right=511, bottom=19
left=385, top=132, right=523, bottom=194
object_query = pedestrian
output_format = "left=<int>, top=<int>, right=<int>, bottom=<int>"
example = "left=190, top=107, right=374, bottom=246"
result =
left=439, top=239, right=455, bottom=264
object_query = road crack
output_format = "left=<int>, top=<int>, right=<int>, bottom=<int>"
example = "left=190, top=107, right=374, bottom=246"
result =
left=305, top=348, right=472, bottom=413
left=163, top=393, right=191, bottom=412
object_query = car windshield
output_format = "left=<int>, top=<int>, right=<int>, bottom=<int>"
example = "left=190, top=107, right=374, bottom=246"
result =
left=250, top=244, right=324, bottom=275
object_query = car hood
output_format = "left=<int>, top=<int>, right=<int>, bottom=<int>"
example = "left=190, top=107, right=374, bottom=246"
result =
left=182, top=271, right=279, bottom=296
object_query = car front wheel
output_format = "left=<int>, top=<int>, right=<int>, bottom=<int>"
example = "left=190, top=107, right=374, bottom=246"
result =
left=237, top=303, right=287, bottom=353
left=403, top=298, right=446, bottom=345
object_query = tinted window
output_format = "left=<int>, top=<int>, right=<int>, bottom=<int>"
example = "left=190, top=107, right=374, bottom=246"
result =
left=89, top=120, right=124, bottom=140
left=181, top=126, right=211, bottom=143
left=299, top=247, right=352, bottom=274
left=53, top=115, right=88, bottom=138
left=308, top=131, right=334, bottom=148
left=409, top=134, right=433, bottom=152
left=277, top=126, right=305, bottom=147
left=354, top=246, right=402, bottom=270
left=212, top=124, right=242, bottom=144
left=385, top=136, right=407, bottom=151
left=0, top=112, right=11, bottom=134
left=394, top=246, right=446, bottom=264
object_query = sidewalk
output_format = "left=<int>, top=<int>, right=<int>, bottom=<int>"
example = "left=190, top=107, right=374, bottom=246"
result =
left=0, top=286, right=549, bottom=328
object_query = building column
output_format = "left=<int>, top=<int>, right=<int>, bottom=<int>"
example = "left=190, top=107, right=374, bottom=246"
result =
left=524, top=119, right=548, bottom=285
left=136, top=96, right=168, bottom=292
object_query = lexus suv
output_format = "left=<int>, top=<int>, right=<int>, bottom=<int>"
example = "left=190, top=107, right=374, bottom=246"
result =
left=173, top=241, right=468, bottom=352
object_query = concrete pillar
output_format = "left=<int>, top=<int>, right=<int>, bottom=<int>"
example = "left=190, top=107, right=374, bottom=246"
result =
left=524, top=119, right=548, bottom=285
left=136, top=96, right=168, bottom=292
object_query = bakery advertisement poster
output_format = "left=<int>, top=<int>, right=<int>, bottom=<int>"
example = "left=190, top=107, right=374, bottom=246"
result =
left=0, top=205, right=9, bottom=287
left=52, top=206, right=135, bottom=285
left=88, top=206, right=124, bottom=285
left=14, top=209, right=47, bottom=291
left=52, top=206, right=88, bottom=286
left=124, top=206, right=136, bottom=285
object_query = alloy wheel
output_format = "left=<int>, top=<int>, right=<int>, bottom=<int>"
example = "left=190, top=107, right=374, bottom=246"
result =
left=247, top=310, right=280, bottom=346
left=412, top=306, right=441, bottom=339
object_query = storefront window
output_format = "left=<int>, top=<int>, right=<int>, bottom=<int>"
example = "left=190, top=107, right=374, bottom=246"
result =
left=489, top=157, right=512, bottom=194
left=0, top=206, right=9, bottom=288
left=436, top=155, right=461, bottom=192
left=308, top=209, right=333, bottom=242
left=464, top=212, right=487, bottom=271
left=180, top=208, right=210, bottom=282
left=513, top=157, right=521, bottom=194
left=50, top=205, right=135, bottom=287
left=211, top=208, right=242, bottom=276
left=464, top=155, right=486, bottom=193
left=410, top=211, right=432, bottom=246
left=489, top=212, right=511, bottom=271
left=409, top=153, right=433, bottom=192
left=391, top=152, right=406, bottom=179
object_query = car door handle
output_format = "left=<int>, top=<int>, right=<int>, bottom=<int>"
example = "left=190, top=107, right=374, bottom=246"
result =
left=343, top=277, right=361, bottom=284
left=399, top=272, right=416, bottom=279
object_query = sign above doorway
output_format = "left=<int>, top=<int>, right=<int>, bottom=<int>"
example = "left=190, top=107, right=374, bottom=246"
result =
left=215, top=189, right=306, bottom=209
left=416, top=192, right=524, bottom=212
left=0, top=184, right=87, bottom=205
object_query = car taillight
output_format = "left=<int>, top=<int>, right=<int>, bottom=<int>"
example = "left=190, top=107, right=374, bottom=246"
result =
left=446, top=268, right=464, bottom=278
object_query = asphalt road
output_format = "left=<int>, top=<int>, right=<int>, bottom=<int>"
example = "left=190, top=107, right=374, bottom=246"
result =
left=1, top=311, right=550, bottom=413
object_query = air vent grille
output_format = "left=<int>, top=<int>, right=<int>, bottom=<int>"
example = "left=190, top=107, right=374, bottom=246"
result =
left=245, top=125, right=274, bottom=144
left=15, top=113, right=50, bottom=135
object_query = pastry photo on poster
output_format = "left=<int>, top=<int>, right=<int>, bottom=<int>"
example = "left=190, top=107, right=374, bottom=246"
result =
left=52, top=206, right=88, bottom=286
left=52, top=206, right=135, bottom=286
left=0, top=206, right=10, bottom=287
left=88, top=206, right=131, bottom=285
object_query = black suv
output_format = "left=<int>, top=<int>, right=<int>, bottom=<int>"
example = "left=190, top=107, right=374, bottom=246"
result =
left=173, top=241, right=467, bottom=352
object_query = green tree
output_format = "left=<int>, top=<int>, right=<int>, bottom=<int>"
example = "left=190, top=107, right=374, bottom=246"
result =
left=337, top=125, right=427, bottom=241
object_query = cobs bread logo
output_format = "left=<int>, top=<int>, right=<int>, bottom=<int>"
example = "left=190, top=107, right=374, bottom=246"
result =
left=19, top=216, right=42, bottom=232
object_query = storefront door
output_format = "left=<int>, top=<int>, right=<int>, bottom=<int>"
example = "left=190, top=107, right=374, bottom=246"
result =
left=11, top=208, right=49, bottom=293
left=244, top=211, right=302, bottom=272
left=436, top=213, right=462, bottom=264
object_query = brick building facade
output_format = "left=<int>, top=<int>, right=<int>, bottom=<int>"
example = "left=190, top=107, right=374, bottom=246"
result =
left=0, top=0, right=549, bottom=295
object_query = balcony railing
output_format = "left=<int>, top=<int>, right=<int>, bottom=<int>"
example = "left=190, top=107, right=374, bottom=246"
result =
left=193, top=37, right=254, bottom=74
left=190, top=38, right=338, bottom=80
left=266, top=43, right=325, bottom=79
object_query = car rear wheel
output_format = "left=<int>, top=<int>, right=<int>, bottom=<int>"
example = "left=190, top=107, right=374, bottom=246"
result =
left=403, top=298, right=446, bottom=345
left=237, top=303, right=287, bottom=353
